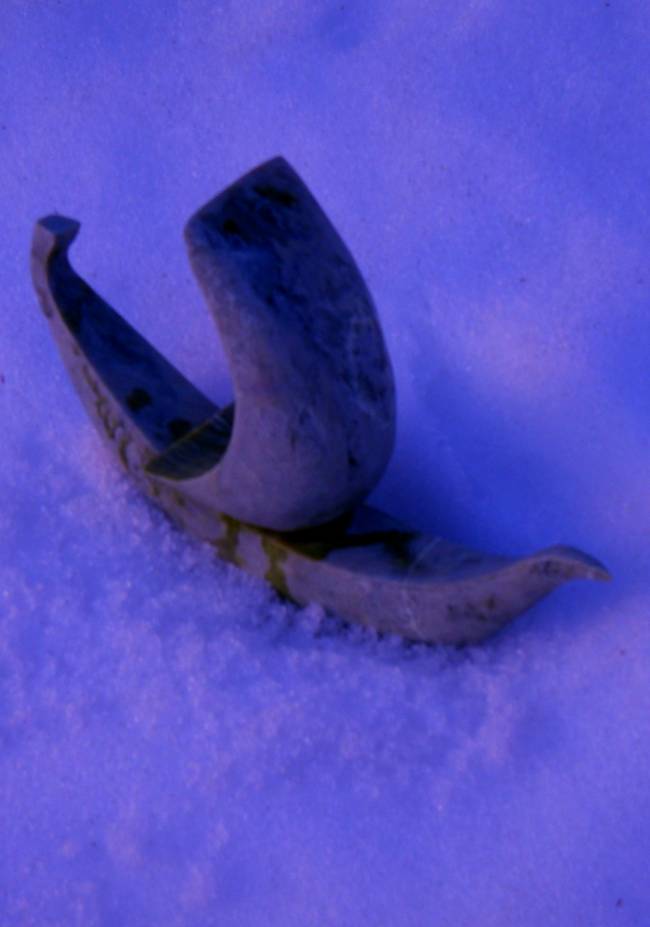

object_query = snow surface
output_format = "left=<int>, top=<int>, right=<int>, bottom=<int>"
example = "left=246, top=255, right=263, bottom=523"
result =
left=2, top=1, right=650, bottom=924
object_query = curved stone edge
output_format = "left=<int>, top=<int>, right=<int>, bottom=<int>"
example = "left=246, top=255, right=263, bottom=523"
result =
left=31, top=215, right=218, bottom=468
left=134, top=485, right=611, bottom=646
left=223, top=524, right=611, bottom=646
left=177, top=156, right=396, bottom=530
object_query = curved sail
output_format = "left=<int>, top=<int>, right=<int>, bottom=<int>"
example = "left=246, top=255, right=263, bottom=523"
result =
left=166, top=157, right=396, bottom=530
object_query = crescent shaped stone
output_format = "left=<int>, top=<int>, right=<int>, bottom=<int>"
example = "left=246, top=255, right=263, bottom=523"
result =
left=30, top=163, right=610, bottom=646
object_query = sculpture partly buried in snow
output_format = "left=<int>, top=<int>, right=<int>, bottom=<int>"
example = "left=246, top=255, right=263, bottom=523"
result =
left=31, top=157, right=610, bottom=645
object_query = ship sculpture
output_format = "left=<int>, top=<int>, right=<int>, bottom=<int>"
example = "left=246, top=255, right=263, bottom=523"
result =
left=31, top=158, right=610, bottom=645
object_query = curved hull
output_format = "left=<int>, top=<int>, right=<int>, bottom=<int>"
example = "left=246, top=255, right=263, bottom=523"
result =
left=31, top=205, right=609, bottom=646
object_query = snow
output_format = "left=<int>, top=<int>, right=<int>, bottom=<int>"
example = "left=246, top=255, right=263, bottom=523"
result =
left=1, top=1, right=649, bottom=923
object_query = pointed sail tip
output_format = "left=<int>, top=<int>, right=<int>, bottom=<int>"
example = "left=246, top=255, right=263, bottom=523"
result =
left=571, top=558, right=612, bottom=583
left=230, top=154, right=294, bottom=181
left=531, top=545, right=612, bottom=583
left=588, top=561, right=612, bottom=582
left=257, top=154, right=293, bottom=171
left=183, top=156, right=297, bottom=244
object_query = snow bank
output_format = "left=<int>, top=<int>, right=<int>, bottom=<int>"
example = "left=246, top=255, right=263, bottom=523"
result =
left=1, top=1, right=649, bottom=923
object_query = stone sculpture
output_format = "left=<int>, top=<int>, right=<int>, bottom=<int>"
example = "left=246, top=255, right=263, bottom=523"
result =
left=31, top=157, right=610, bottom=645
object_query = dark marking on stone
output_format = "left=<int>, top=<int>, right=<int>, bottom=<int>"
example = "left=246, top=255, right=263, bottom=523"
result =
left=253, top=185, right=298, bottom=208
left=277, top=521, right=417, bottom=568
left=446, top=602, right=489, bottom=625
left=257, top=204, right=280, bottom=229
left=261, top=537, right=291, bottom=599
left=126, top=387, right=152, bottom=412
left=96, top=400, right=117, bottom=440
left=222, top=218, right=243, bottom=237
left=212, top=514, right=242, bottom=567
left=348, top=451, right=359, bottom=468
left=83, top=367, right=123, bottom=444
left=118, top=436, right=130, bottom=471
left=531, top=559, right=565, bottom=579
left=168, top=418, right=192, bottom=441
